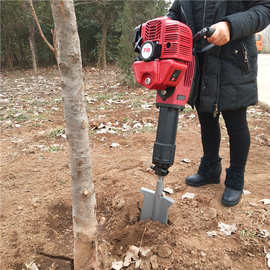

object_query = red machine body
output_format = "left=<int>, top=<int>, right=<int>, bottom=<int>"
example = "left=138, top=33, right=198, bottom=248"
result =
left=132, top=16, right=195, bottom=108
left=133, top=18, right=216, bottom=223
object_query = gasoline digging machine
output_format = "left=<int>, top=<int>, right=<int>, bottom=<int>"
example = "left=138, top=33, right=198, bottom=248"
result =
left=132, top=16, right=215, bottom=224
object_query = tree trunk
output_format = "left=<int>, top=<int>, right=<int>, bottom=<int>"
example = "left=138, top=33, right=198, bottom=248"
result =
left=28, top=23, right=38, bottom=75
left=97, top=21, right=108, bottom=70
left=50, top=1, right=98, bottom=269
left=6, top=37, right=14, bottom=69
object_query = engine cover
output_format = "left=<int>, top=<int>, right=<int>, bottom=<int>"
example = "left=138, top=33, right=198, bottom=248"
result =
left=132, top=16, right=195, bottom=107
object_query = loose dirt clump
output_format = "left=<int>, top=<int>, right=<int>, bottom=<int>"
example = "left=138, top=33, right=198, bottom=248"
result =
left=1, top=67, right=269, bottom=270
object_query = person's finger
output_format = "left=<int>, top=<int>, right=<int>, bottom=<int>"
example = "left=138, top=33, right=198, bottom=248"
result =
left=207, top=31, right=219, bottom=44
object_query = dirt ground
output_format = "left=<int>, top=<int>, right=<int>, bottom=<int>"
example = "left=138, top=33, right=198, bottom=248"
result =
left=1, top=66, right=270, bottom=270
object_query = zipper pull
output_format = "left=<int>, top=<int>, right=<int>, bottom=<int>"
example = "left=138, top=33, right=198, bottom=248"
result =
left=244, top=50, right=248, bottom=63
left=213, top=104, right=218, bottom=118
left=242, top=43, right=250, bottom=72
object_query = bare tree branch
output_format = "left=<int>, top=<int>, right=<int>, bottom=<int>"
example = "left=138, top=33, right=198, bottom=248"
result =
left=28, top=0, right=55, bottom=53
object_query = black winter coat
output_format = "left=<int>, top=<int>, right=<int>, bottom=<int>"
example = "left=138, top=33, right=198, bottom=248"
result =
left=168, top=0, right=270, bottom=113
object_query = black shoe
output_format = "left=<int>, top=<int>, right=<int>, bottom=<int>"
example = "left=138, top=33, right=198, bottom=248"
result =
left=185, top=173, right=220, bottom=186
left=222, top=168, right=244, bottom=207
left=222, top=187, right=242, bottom=207
left=185, top=157, right=222, bottom=187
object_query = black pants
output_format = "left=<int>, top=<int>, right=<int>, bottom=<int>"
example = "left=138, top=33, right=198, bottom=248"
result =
left=197, top=107, right=250, bottom=172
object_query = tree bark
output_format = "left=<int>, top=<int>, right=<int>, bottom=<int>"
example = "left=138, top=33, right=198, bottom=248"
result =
left=50, top=1, right=98, bottom=269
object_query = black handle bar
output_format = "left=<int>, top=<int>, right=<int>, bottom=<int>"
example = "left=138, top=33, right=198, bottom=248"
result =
left=133, top=25, right=142, bottom=53
left=193, top=27, right=215, bottom=42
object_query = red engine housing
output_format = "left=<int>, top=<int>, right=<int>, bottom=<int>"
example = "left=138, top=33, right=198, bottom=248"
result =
left=132, top=16, right=195, bottom=108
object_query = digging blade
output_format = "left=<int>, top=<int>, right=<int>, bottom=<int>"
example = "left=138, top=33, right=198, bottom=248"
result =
left=140, top=177, right=174, bottom=224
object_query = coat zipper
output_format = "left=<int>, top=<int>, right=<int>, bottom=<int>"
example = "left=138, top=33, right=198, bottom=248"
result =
left=202, top=0, right=219, bottom=118
left=180, top=6, right=188, bottom=26
left=203, top=0, right=207, bottom=27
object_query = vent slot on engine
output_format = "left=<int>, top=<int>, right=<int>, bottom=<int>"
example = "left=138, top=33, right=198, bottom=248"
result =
left=178, top=26, right=193, bottom=59
left=184, top=60, right=195, bottom=87
left=145, top=20, right=162, bottom=41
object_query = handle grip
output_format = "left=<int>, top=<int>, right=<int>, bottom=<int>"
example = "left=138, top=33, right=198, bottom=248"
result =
left=193, top=27, right=216, bottom=54
left=205, top=27, right=215, bottom=38
left=193, top=27, right=215, bottom=42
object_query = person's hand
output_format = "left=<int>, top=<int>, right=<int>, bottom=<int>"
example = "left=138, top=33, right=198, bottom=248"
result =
left=207, top=22, right=231, bottom=46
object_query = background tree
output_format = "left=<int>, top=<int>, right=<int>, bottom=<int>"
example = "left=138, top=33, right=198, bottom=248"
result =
left=27, top=20, right=38, bottom=74
left=1, top=0, right=29, bottom=68
left=75, top=4, right=100, bottom=66
left=1, top=0, right=55, bottom=69
left=50, top=0, right=98, bottom=269
left=1, top=0, right=169, bottom=71
left=92, top=0, right=124, bottom=69
left=29, top=0, right=62, bottom=74
left=23, top=0, right=38, bottom=74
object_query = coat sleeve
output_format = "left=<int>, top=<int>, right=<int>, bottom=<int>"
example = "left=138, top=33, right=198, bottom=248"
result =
left=167, top=0, right=184, bottom=21
left=223, top=1, right=270, bottom=40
